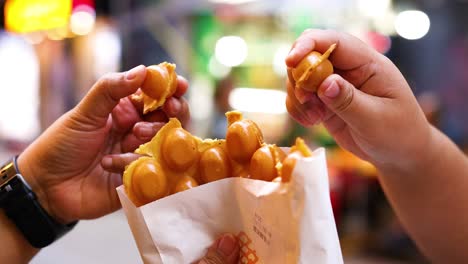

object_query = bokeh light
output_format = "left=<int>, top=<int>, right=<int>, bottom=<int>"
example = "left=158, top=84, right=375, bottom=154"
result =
left=358, top=0, right=392, bottom=18
left=229, top=88, right=287, bottom=114
left=215, top=36, right=248, bottom=67
left=0, top=33, right=39, bottom=140
left=395, top=10, right=431, bottom=40
left=70, top=5, right=96, bottom=36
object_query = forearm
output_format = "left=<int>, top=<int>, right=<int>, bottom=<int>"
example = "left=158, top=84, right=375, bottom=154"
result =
left=378, top=125, right=468, bottom=263
left=0, top=210, right=39, bottom=263
left=0, top=151, right=48, bottom=263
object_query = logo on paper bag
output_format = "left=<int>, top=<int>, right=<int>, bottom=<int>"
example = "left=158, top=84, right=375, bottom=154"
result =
left=237, top=232, right=259, bottom=264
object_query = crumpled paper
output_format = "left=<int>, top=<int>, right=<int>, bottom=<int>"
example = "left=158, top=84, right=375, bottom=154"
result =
left=117, top=148, right=343, bottom=264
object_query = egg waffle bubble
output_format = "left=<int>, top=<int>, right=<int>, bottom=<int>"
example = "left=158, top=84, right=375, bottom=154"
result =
left=123, top=111, right=313, bottom=206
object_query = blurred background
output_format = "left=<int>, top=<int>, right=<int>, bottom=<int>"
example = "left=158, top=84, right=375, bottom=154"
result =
left=1, top=0, right=467, bottom=263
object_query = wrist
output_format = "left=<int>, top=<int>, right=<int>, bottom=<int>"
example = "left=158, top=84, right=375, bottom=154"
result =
left=16, top=152, right=55, bottom=221
left=376, top=124, right=439, bottom=178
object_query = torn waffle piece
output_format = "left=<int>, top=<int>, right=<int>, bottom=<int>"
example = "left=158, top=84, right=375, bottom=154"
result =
left=132, top=62, right=178, bottom=114
left=288, top=43, right=337, bottom=92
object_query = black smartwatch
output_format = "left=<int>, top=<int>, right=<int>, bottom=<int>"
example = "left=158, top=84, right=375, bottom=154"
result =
left=0, top=157, right=78, bottom=248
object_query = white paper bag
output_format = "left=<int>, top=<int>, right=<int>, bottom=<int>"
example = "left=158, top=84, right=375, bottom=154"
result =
left=117, top=148, right=343, bottom=264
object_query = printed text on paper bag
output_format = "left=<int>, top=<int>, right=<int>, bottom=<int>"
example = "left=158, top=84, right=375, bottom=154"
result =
left=253, top=213, right=272, bottom=245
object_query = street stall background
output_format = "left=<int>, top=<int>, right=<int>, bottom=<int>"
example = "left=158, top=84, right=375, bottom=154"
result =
left=0, top=0, right=467, bottom=263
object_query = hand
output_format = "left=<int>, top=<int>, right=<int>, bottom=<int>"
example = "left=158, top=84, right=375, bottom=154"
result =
left=16, top=65, right=190, bottom=223
left=197, top=234, right=239, bottom=264
left=285, top=29, right=432, bottom=169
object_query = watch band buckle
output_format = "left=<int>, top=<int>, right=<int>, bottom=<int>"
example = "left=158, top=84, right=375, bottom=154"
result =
left=0, top=160, right=17, bottom=188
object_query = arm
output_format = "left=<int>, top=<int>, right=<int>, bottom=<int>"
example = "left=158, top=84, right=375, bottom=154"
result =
left=286, top=29, right=468, bottom=263
left=0, top=65, right=190, bottom=263
left=378, top=126, right=468, bottom=263
left=0, top=212, right=38, bottom=263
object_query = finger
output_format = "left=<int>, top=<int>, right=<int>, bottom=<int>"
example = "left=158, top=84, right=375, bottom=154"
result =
left=76, top=65, right=147, bottom=121
left=111, top=97, right=143, bottom=134
left=294, top=86, right=315, bottom=104
left=287, top=68, right=296, bottom=87
left=287, top=60, right=319, bottom=105
left=317, top=74, right=380, bottom=129
left=162, top=97, right=182, bottom=117
left=101, top=153, right=142, bottom=173
left=174, top=75, right=189, bottom=98
left=286, top=31, right=317, bottom=67
left=198, top=234, right=239, bottom=264
left=143, top=109, right=169, bottom=123
left=133, top=122, right=166, bottom=141
left=286, top=81, right=320, bottom=126
left=302, top=93, right=327, bottom=121
left=121, top=133, right=149, bottom=153
left=286, top=96, right=310, bottom=126
left=286, top=29, right=377, bottom=71
left=177, top=98, right=191, bottom=127
left=162, top=97, right=189, bottom=124
left=162, top=97, right=190, bottom=126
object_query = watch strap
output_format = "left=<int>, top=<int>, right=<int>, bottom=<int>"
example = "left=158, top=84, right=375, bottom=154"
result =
left=0, top=157, right=78, bottom=248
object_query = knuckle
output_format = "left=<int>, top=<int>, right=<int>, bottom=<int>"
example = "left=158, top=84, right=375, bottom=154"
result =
left=95, top=75, right=111, bottom=90
left=97, top=72, right=124, bottom=88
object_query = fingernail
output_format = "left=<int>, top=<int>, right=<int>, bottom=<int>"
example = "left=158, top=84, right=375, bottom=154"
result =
left=126, top=65, right=144, bottom=80
left=217, top=234, right=237, bottom=257
left=101, top=157, right=112, bottom=169
left=323, top=81, right=340, bottom=98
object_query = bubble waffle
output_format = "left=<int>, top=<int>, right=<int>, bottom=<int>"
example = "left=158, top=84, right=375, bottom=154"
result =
left=288, top=43, right=336, bottom=92
left=132, top=62, right=178, bottom=114
left=123, top=111, right=313, bottom=206
left=280, top=137, right=313, bottom=182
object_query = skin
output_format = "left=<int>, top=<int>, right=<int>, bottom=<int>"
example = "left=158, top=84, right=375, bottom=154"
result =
left=5, top=30, right=468, bottom=264
left=197, top=234, right=239, bottom=264
left=0, top=65, right=190, bottom=263
left=286, top=29, right=468, bottom=263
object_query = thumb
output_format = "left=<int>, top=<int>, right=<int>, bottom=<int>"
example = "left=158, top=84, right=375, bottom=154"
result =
left=317, top=74, right=377, bottom=126
left=198, top=234, right=239, bottom=264
left=75, top=65, right=147, bottom=121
